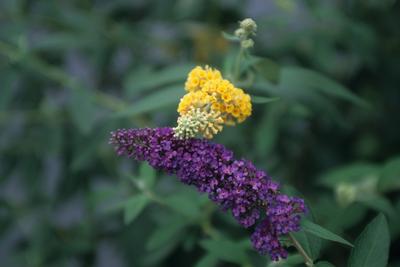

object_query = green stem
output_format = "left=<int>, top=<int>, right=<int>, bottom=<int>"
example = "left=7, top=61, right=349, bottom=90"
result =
left=233, top=46, right=244, bottom=82
left=288, top=233, right=314, bottom=267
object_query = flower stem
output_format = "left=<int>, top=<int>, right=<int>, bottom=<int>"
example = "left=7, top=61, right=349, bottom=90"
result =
left=288, top=233, right=314, bottom=267
left=233, top=46, right=244, bottom=82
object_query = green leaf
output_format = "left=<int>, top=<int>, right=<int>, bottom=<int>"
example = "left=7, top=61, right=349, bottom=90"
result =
left=164, top=191, right=204, bottom=218
left=142, top=235, right=180, bottom=265
left=251, top=96, right=280, bottom=104
left=378, top=156, right=400, bottom=192
left=124, top=64, right=193, bottom=97
left=348, top=214, right=390, bottom=267
left=315, top=261, right=336, bottom=267
left=123, top=194, right=149, bottom=225
left=31, top=32, right=92, bottom=51
left=68, top=88, right=96, bottom=134
left=195, top=254, right=218, bottom=267
left=252, top=57, right=281, bottom=84
left=250, top=79, right=348, bottom=126
left=146, top=217, right=187, bottom=250
left=221, top=31, right=240, bottom=42
left=319, top=163, right=380, bottom=188
left=357, top=194, right=396, bottom=216
left=113, top=85, right=183, bottom=118
left=254, top=104, right=285, bottom=158
left=302, top=220, right=353, bottom=247
left=200, top=238, right=249, bottom=265
left=70, top=126, right=108, bottom=171
left=267, top=254, right=303, bottom=266
left=139, top=162, right=156, bottom=188
left=0, top=69, right=17, bottom=110
left=281, top=67, right=370, bottom=108
left=292, top=230, right=321, bottom=261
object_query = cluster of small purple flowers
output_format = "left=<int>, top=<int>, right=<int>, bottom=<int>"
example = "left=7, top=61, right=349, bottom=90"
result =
left=110, top=127, right=305, bottom=261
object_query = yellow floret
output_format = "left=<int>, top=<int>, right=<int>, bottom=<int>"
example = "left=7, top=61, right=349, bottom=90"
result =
left=225, top=104, right=234, bottom=113
left=221, top=92, right=232, bottom=102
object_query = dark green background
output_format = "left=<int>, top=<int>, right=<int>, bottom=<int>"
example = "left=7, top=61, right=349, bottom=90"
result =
left=1, top=0, right=399, bottom=266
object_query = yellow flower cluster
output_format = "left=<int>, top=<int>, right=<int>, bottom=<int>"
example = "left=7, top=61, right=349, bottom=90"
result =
left=179, top=66, right=252, bottom=124
left=185, top=66, right=222, bottom=92
left=174, top=66, right=252, bottom=139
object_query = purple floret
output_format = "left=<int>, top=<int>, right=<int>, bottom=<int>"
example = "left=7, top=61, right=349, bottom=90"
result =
left=110, top=127, right=305, bottom=261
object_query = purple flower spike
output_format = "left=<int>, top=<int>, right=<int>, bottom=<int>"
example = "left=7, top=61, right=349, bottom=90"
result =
left=110, top=127, right=306, bottom=261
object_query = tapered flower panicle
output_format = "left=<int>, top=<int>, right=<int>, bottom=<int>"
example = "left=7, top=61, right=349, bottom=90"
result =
left=110, top=127, right=305, bottom=260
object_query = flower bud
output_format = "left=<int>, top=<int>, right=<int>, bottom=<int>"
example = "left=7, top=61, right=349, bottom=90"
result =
left=336, top=183, right=357, bottom=207
left=239, top=18, right=257, bottom=35
left=234, top=28, right=246, bottom=39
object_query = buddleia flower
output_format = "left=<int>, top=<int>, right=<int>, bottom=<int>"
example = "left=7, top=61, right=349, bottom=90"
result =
left=110, top=127, right=306, bottom=261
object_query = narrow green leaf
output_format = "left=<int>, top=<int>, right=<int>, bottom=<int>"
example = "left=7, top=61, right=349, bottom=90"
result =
left=252, top=57, right=281, bottom=84
left=251, top=96, right=280, bottom=104
left=142, top=236, right=179, bottom=265
left=195, top=254, right=218, bottom=267
left=164, top=191, right=203, bottom=218
left=378, top=156, right=400, bottom=192
left=68, top=88, right=96, bottom=134
left=357, top=195, right=396, bottom=217
left=200, top=238, right=249, bottom=265
left=319, top=163, right=380, bottom=188
left=315, top=261, right=336, bottom=267
left=113, top=85, right=183, bottom=118
left=254, top=104, right=285, bottom=158
left=123, top=194, right=149, bottom=225
left=139, top=162, right=156, bottom=188
left=281, top=67, right=370, bottom=108
left=0, top=69, right=17, bottom=110
left=250, top=79, right=349, bottom=126
left=267, top=254, right=303, bottom=266
left=124, top=64, right=192, bottom=97
left=292, top=229, right=321, bottom=261
left=348, top=214, right=390, bottom=267
left=31, top=32, right=92, bottom=51
left=221, top=31, right=240, bottom=42
left=146, top=218, right=187, bottom=250
left=70, top=126, right=108, bottom=171
left=302, top=220, right=353, bottom=247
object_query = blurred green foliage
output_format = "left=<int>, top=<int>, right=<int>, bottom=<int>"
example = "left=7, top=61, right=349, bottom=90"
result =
left=0, top=0, right=399, bottom=266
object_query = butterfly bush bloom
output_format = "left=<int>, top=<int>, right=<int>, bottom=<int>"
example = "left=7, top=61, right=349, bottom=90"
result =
left=175, top=66, right=252, bottom=139
left=110, top=127, right=305, bottom=261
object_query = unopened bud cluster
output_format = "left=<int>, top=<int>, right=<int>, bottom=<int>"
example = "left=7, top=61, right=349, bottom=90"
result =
left=235, top=18, right=257, bottom=49
left=173, top=107, right=224, bottom=139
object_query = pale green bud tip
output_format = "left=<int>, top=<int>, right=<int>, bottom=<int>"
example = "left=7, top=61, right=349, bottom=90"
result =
left=335, top=183, right=357, bottom=207
left=239, top=18, right=257, bottom=35
left=173, top=107, right=224, bottom=139
left=234, top=28, right=246, bottom=39
left=173, top=111, right=201, bottom=139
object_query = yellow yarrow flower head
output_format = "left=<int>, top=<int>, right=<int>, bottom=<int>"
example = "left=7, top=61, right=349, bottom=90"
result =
left=174, top=66, right=252, bottom=139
